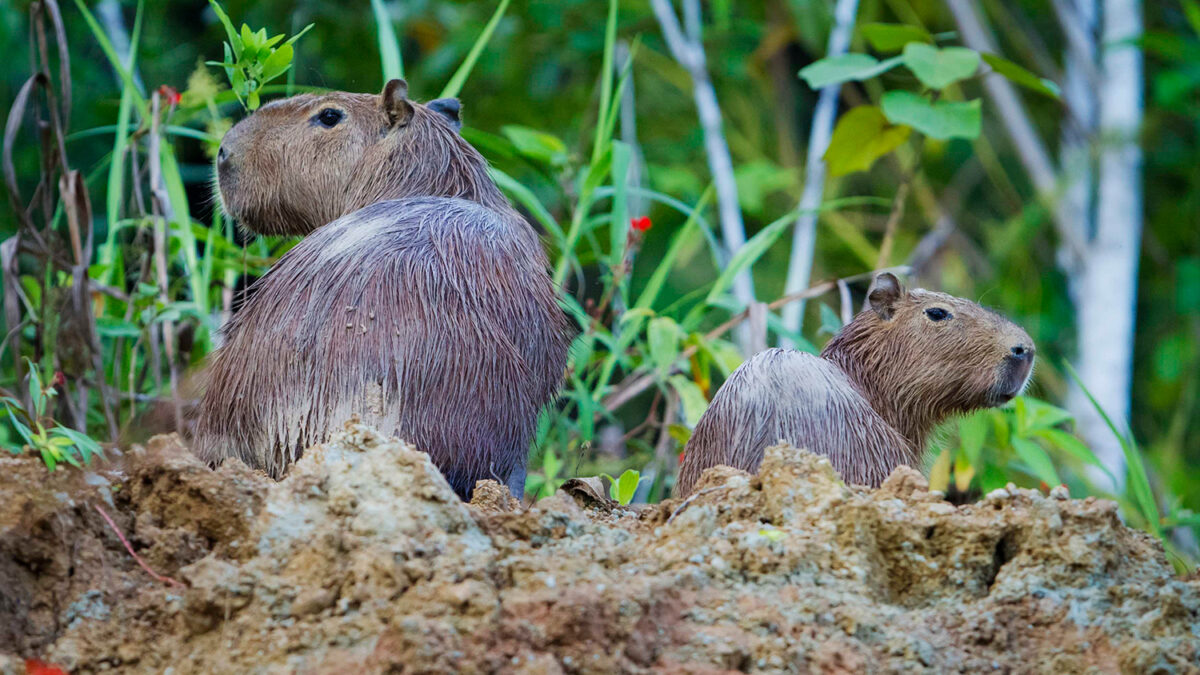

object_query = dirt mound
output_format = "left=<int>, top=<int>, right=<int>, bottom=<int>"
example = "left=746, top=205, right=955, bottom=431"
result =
left=1, top=423, right=1197, bottom=673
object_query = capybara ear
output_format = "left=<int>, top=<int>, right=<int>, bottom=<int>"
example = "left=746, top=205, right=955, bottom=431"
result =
left=381, top=78, right=414, bottom=127
left=427, top=98, right=462, bottom=131
left=867, top=272, right=904, bottom=320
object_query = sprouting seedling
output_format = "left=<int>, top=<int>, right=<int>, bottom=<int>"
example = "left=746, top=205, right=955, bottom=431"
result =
left=2, top=359, right=104, bottom=471
left=600, top=469, right=644, bottom=505
left=205, top=0, right=312, bottom=111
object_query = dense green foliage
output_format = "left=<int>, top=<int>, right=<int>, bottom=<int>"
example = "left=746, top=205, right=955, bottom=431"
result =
left=1, top=0, right=1196, bottom=564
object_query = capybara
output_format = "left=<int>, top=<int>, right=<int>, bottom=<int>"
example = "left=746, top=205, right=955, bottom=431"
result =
left=675, top=273, right=1034, bottom=496
left=192, top=80, right=571, bottom=499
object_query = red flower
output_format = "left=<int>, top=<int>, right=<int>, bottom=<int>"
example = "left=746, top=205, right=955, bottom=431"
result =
left=25, top=660, right=68, bottom=675
left=51, top=371, right=66, bottom=388
left=630, top=216, right=652, bottom=232
left=157, top=85, right=181, bottom=107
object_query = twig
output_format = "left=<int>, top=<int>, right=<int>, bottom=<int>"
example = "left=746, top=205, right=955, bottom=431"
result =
left=93, top=504, right=186, bottom=589
left=667, top=485, right=731, bottom=523
left=874, top=175, right=912, bottom=269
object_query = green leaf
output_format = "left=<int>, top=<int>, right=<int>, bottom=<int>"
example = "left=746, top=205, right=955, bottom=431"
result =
left=799, top=53, right=903, bottom=89
left=609, top=469, right=642, bottom=505
left=902, top=43, right=980, bottom=90
left=502, top=125, right=568, bottom=166
left=260, top=43, right=294, bottom=83
left=881, top=91, right=981, bottom=140
left=980, top=53, right=1061, bottom=100
left=1011, top=436, right=1060, bottom=487
left=669, top=375, right=710, bottom=427
left=207, top=0, right=240, bottom=53
left=1018, top=396, right=1073, bottom=432
left=957, top=413, right=988, bottom=466
left=647, top=317, right=680, bottom=375
left=860, top=23, right=932, bottom=52
left=824, top=105, right=911, bottom=177
left=95, top=317, right=142, bottom=338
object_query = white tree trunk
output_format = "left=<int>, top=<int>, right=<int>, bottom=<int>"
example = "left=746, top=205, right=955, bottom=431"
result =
left=1067, top=0, right=1143, bottom=489
left=780, top=0, right=860, bottom=347
left=651, top=0, right=756, bottom=352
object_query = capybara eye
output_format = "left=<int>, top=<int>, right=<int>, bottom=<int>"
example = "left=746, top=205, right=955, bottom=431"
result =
left=314, top=108, right=344, bottom=128
left=924, top=307, right=952, bottom=322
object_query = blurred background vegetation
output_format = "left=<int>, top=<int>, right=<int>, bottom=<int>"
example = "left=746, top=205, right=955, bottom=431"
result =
left=1, top=0, right=1197, bottom=564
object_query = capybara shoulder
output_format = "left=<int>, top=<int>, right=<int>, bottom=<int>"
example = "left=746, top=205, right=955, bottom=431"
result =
left=676, top=273, right=1034, bottom=496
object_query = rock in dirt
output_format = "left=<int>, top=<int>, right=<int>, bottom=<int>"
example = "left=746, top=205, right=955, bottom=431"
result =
left=1, top=423, right=1197, bottom=673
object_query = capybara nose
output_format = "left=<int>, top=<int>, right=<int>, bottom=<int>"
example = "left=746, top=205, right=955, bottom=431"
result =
left=1010, top=343, right=1034, bottom=361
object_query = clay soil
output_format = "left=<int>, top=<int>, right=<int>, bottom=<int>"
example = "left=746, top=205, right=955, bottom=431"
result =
left=1, top=423, right=1198, bottom=674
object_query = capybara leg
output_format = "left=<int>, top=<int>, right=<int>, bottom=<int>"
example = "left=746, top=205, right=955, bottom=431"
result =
left=506, top=464, right=527, bottom=501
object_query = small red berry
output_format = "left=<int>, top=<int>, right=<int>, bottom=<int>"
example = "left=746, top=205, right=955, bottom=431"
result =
left=630, top=216, right=652, bottom=232
left=157, top=85, right=181, bottom=107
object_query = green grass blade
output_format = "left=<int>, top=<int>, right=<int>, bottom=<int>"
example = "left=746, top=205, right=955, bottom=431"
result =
left=159, top=142, right=207, bottom=315
left=1063, top=360, right=1161, bottom=536
left=487, top=167, right=564, bottom=245
left=438, top=0, right=512, bottom=99
left=97, top=0, right=143, bottom=292
left=370, top=0, right=404, bottom=81
left=633, top=185, right=713, bottom=311
left=592, top=0, right=619, bottom=163
left=72, top=0, right=146, bottom=108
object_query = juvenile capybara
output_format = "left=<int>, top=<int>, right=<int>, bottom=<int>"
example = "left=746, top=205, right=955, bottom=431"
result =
left=191, top=80, right=571, bottom=499
left=675, top=273, right=1034, bottom=496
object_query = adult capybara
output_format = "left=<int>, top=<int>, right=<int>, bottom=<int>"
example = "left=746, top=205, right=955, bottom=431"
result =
left=675, top=273, right=1035, bottom=496
left=191, top=79, right=571, bottom=499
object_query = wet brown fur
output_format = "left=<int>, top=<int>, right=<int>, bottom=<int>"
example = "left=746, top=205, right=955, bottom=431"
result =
left=675, top=273, right=1035, bottom=496
left=192, top=81, right=570, bottom=499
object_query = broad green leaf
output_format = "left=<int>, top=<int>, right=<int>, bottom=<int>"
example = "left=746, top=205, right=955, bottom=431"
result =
left=860, top=23, right=932, bottom=52
left=609, top=469, right=642, bottom=505
left=958, top=412, right=988, bottom=465
left=1011, top=436, right=1060, bottom=487
left=501, top=125, right=568, bottom=166
left=1018, top=397, right=1073, bottom=432
left=647, top=317, right=680, bottom=375
left=799, top=53, right=903, bottom=89
left=981, top=53, right=1061, bottom=100
left=669, top=375, right=710, bottom=427
left=260, top=43, right=294, bottom=83
left=902, top=43, right=980, bottom=90
left=881, top=91, right=981, bottom=140
left=824, top=105, right=911, bottom=177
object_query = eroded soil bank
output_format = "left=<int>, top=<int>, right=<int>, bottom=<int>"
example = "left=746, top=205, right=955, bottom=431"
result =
left=1, top=424, right=1197, bottom=673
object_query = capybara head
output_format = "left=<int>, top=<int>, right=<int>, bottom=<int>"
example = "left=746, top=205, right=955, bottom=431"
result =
left=822, top=273, right=1035, bottom=445
left=216, top=79, right=496, bottom=235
